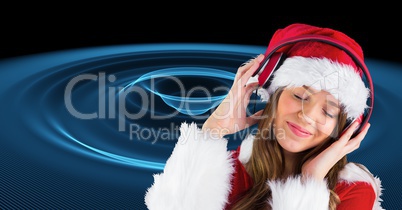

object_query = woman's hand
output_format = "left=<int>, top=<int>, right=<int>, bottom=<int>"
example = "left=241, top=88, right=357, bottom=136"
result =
left=302, top=121, right=371, bottom=180
left=202, top=54, right=265, bottom=138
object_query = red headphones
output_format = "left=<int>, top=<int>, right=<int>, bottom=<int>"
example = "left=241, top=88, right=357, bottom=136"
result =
left=251, top=34, right=374, bottom=139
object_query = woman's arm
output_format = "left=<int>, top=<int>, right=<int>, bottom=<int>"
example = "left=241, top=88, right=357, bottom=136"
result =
left=145, top=55, right=266, bottom=210
left=202, top=54, right=264, bottom=138
left=144, top=122, right=235, bottom=210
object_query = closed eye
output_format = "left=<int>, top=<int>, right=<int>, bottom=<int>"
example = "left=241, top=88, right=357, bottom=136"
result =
left=294, top=94, right=307, bottom=101
left=323, top=109, right=334, bottom=118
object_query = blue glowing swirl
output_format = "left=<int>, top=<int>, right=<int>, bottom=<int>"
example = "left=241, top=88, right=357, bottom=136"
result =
left=123, top=67, right=235, bottom=115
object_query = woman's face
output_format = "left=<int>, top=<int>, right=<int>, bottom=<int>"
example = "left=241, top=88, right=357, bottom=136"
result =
left=274, top=86, right=340, bottom=153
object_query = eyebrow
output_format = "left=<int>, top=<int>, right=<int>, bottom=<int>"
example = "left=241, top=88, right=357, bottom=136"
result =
left=302, top=85, right=315, bottom=94
left=302, top=85, right=340, bottom=109
left=327, top=100, right=340, bottom=109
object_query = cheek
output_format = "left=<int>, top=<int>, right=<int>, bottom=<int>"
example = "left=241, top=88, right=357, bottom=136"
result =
left=277, top=94, right=299, bottom=115
left=275, top=94, right=300, bottom=138
left=316, top=119, right=338, bottom=137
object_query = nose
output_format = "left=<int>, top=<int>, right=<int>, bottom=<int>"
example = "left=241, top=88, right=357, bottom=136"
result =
left=298, top=102, right=326, bottom=126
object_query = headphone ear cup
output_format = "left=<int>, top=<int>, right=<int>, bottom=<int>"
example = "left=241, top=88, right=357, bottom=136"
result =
left=259, top=52, right=287, bottom=88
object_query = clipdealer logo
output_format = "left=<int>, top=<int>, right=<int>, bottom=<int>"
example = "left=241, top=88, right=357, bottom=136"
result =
left=64, top=72, right=148, bottom=132
left=63, top=72, right=230, bottom=141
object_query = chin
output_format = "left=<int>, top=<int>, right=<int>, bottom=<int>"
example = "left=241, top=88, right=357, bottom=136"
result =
left=283, top=147, right=306, bottom=153
left=278, top=138, right=307, bottom=153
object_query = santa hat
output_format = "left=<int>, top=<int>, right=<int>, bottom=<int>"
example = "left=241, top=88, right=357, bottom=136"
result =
left=255, top=23, right=370, bottom=120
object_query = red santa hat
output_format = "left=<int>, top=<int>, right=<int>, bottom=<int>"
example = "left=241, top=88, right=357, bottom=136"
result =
left=256, top=23, right=370, bottom=120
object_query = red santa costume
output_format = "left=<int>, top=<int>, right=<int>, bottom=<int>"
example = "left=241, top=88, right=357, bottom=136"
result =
left=144, top=23, right=384, bottom=210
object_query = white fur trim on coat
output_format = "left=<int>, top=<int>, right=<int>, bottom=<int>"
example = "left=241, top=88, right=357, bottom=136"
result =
left=257, top=56, right=370, bottom=120
left=238, top=134, right=254, bottom=165
left=268, top=176, right=330, bottom=210
left=144, top=122, right=234, bottom=210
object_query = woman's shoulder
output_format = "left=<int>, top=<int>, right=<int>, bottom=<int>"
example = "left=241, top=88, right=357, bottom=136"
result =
left=337, top=162, right=384, bottom=210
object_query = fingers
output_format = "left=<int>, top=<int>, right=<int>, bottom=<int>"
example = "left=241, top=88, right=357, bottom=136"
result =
left=356, top=123, right=371, bottom=138
left=229, top=54, right=264, bottom=102
left=235, top=54, right=264, bottom=82
left=339, top=121, right=360, bottom=143
left=340, top=122, right=371, bottom=154
left=349, top=123, right=370, bottom=148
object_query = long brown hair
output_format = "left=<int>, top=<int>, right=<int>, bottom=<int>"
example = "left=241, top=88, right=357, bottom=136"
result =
left=230, top=88, right=348, bottom=210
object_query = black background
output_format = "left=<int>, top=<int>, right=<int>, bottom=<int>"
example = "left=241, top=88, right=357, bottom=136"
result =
left=1, top=15, right=400, bottom=63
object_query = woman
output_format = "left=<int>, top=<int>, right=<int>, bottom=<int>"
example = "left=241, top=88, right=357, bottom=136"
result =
left=145, top=23, right=383, bottom=210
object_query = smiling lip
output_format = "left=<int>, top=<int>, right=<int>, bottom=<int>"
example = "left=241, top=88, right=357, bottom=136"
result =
left=287, top=122, right=312, bottom=138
